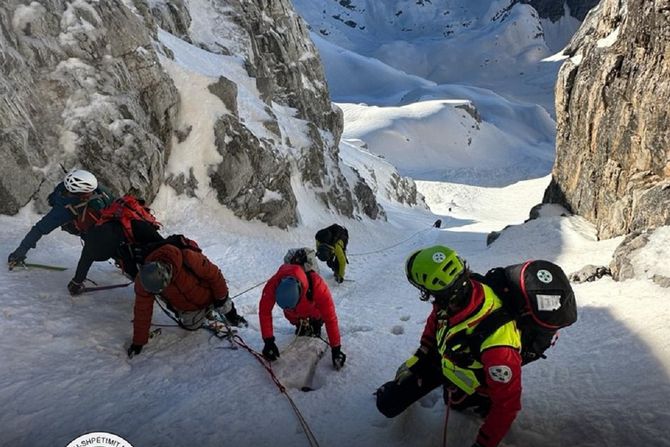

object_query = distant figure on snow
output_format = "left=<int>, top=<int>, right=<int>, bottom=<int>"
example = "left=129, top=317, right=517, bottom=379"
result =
left=258, top=251, right=346, bottom=370
left=315, top=223, right=349, bottom=283
left=128, top=242, right=248, bottom=358
left=7, top=169, right=114, bottom=268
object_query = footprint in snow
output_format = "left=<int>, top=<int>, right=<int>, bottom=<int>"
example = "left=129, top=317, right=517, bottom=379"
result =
left=390, top=325, right=404, bottom=335
left=399, top=315, right=410, bottom=322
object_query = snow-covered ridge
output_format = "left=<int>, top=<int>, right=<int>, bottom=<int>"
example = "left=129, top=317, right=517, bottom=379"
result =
left=293, top=0, right=585, bottom=113
left=2, top=1, right=670, bottom=447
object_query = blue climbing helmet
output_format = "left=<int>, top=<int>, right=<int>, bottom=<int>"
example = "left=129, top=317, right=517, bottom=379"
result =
left=275, top=276, right=301, bottom=309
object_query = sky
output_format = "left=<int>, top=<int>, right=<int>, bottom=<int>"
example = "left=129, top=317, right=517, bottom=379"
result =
left=1, top=1, right=669, bottom=447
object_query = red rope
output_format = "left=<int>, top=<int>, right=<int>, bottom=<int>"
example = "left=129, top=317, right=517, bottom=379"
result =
left=232, top=335, right=321, bottom=447
left=233, top=335, right=286, bottom=391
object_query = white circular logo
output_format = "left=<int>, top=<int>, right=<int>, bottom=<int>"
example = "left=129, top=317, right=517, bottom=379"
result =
left=537, top=269, right=553, bottom=284
left=488, top=365, right=513, bottom=383
left=66, top=432, right=134, bottom=447
left=432, top=252, right=446, bottom=263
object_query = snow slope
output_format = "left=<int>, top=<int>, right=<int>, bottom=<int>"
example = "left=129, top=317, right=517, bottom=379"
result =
left=339, top=89, right=555, bottom=185
left=2, top=3, right=670, bottom=447
left=2, top=165, right=669, bottom=447
left=293, top=0, right=569, bottom=113
left=297, top=1, right=560, bottom=188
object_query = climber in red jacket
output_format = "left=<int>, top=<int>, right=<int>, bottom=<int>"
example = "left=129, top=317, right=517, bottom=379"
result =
left=258, top=262, right=346, bottom=370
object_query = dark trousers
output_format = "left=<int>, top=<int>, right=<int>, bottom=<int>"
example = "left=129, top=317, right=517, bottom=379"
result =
left=294, top=318, right=323, bottom=337
left=376, top=362, right=447, bottom=418
left=376, top=364, right=492, bottom=418
left=326, top=257, right=340, bottom=275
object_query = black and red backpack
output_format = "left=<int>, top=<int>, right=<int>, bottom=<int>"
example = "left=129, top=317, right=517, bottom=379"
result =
left=97, top=195, right=161, bottom=243
left=463, top=260, right=578, bottom=365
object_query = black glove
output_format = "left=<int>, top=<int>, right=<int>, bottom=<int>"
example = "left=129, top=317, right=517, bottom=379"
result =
left=67, top=280, right=85, bottom=296
left=224, top=307, right=248, bottom=328
left=408, top=347, right=434, bottom=377
left=331, top=345, right=346, bottom=370
left=213, top=293, right=231, bottom=309
left=7, top=250, right=26, bottom=265
left=335, top=275, right=344, bottom=284
left=262, top=337, right=280, bottom=361
left=127, top=344, right=143, bottom=358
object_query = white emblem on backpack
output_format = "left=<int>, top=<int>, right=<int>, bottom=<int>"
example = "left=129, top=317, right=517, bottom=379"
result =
left=432, top=252, right=446, bottom=263
left=537, top=269, right=553, bottom=284
left=488, top=365, right=513, bottom=383
left=537, top=294, right=562, bottom=311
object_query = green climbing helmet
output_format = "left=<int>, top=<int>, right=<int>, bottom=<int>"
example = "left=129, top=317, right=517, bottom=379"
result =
left=405, top=245, right=465, bottom=293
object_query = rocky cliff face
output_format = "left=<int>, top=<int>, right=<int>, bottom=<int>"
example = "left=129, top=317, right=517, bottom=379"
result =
left=544, top=0, right=670, bottom=239
left=0, top=0, right=178, bottom=213
left=520, top=0, right=601, bottom=21
left=0, top=0, right=389, bottom=227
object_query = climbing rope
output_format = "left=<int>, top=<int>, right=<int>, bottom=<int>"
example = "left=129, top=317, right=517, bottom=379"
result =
left=230, top=278, right=268, bottom=299
left=347, top=220, right=441, bottom=257
left=145, top=316, right=321, bottom=446
left=232, top=335, right=322, bottom=447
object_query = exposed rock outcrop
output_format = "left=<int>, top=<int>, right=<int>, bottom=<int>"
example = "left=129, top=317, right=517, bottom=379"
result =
left=610, top=226, right=670, bottom=287
left=135, top=0, right=379, bottom=227
left=520, top=0, right=600, bottom=22
left=544, top=0, right=670, bottom=239
left=569, top=264, right=611, bottom=283
left=0, top=0, right=387, bottom=227
left=0, top=0, right=179, bottom=213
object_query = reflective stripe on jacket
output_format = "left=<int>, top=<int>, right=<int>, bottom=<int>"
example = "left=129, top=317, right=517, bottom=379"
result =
left=436, top=282, right=521, bottom=394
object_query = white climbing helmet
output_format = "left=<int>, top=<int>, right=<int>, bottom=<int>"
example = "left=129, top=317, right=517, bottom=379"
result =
left=64, top=169, right=98, bottom=193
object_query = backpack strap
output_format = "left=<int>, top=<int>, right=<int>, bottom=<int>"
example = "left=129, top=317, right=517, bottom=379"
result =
left=305, top=270, right=315, bottom=301
left=443, top=308, right=515, bottom=368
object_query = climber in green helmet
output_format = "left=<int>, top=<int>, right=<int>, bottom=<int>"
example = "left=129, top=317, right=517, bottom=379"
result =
left=376, top=245, right=523, bottom=447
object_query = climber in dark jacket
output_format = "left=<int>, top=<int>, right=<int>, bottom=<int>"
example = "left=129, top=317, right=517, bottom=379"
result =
left=315, top=224, right=349, bottom=283
left=7, top=170, right=113, bottom=268
left=67, top=219, right=164, bottom=295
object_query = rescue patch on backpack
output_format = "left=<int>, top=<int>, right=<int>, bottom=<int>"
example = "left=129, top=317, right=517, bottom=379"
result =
left=488, top=365, right=513, bottom=383
left=481, top=260, right=577, bottom=364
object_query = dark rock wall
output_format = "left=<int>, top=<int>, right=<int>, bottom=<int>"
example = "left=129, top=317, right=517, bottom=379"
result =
left=544, top=0, right=670, bottom=239
left=0, top=0, right=390, bottom=227
left=0, top=0, right=179, bottom=213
